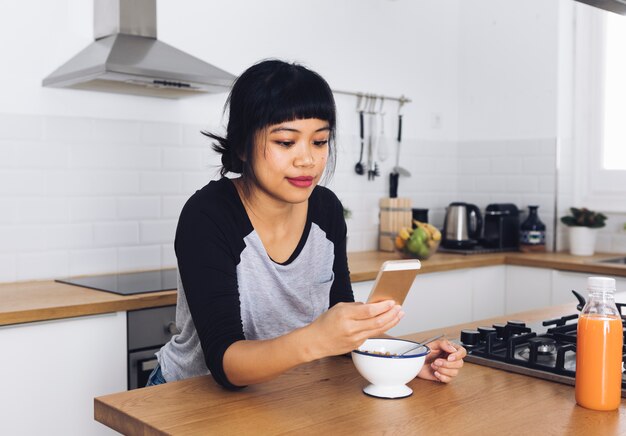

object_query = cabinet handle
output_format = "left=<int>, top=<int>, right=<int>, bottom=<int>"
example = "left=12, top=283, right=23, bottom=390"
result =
left=141, top=359, right=158, bottom=372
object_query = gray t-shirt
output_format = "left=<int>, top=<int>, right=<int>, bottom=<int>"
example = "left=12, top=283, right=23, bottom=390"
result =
left=156, top=178, right=353, bottom=389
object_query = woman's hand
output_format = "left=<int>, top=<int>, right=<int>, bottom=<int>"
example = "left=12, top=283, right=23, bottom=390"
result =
left=417, top=339, right=466, bottom=383
left=304, top=300, right=404, bottom=361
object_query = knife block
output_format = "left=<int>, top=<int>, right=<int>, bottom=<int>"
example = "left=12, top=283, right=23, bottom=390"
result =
left=379, top=197, right=412, bottom=252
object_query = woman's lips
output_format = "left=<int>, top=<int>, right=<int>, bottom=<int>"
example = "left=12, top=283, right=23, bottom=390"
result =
left=286, top=176, right=314, bottom=188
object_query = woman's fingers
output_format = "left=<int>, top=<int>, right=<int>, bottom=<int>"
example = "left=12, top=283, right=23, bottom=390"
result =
left=351, top=300, right=397, bottom=320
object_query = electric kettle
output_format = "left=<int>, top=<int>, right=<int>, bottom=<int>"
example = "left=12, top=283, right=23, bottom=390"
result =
left=442, top=202, right=483, bottom=249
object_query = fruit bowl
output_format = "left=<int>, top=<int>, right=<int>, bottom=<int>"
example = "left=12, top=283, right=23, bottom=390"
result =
left=394, top=220, right=441, bottom=260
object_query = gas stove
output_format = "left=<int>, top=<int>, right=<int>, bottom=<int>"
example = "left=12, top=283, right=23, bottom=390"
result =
left=459, top=305, right=626, bottom=397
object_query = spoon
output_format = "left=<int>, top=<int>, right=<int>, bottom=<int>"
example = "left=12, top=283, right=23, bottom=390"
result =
left=399, top=334, right=444, bottom=356
left=355, top=110, right=365, bottom=175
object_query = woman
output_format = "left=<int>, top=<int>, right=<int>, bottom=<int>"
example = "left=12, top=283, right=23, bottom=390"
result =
left=149, top=59, right=466, bottom=389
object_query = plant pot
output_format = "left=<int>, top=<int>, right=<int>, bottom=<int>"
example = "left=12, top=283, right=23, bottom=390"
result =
left=568, top=227, right=598, bottom=256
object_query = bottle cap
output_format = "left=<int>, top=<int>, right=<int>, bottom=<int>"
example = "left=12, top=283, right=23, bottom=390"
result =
left=587, top=276, right=616, bottom=293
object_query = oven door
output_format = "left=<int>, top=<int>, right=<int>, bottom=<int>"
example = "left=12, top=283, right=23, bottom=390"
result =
left=129, top=348, right=161, bottom=390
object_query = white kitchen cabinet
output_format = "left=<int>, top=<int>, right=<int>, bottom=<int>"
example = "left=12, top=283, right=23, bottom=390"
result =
left=552, top=270, right=626, bottom=306
left=387, top=269, right=474, bottom=336
left=0, top=312, right=127, bottom=436
left=471, top=266, right=506, bottom=321
left=505, top=265, right=552, bottom=314
left=352, top=266, right=506, bottom=337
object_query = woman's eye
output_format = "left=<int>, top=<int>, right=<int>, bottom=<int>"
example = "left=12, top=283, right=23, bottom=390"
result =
left=313, top=140, right=329, bottom=147
left=275, top=141, right=294, bottom=147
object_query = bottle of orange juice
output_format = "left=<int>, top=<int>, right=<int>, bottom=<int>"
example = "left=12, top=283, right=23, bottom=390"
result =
left=575, top=277, right=623, bottom=411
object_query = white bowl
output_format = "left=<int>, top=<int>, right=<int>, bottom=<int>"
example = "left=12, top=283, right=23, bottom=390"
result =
left=351, top=338, right=430, bottom=399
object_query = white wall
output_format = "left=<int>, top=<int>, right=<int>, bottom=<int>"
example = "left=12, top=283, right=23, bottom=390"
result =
left=454, top=0, right=560, bottom=249
left=0, top=0, right=462, bottom=281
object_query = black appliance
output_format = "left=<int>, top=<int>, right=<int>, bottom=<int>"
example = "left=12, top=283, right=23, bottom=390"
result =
left=442, top=202, right=482, bottom=249
left=458, top=291, right=626, bottom=397
left=56, top=268, right=177, bottom=295
left=127, top=305, right=178, bottom=390
left=483, top=203, right=520, bottom=249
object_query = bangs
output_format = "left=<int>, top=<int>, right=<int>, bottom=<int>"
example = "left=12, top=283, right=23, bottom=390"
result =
left=248, top=63, right=336, bottom=130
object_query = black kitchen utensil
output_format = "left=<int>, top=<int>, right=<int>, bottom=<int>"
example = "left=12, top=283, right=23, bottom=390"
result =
left=355, top=111, right=365, bottom=175
left=389, top=172, right=399, bottom=197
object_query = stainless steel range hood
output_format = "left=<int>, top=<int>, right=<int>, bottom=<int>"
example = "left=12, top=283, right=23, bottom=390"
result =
left=43, top=0, right=235, bottom=99
left=574, top=0, right=626, bottom=14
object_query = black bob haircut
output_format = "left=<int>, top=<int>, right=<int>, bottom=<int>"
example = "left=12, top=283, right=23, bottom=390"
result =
left=203, top=59, right=337, bottom=194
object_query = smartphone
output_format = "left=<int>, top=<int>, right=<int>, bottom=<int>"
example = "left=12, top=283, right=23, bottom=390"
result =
left=366, top=259, right=421, bottom=305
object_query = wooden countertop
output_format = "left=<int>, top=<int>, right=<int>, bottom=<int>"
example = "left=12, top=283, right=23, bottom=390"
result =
left=2, top=251, right=625, bottom=327
left=94, top=301, right=626, bottom=435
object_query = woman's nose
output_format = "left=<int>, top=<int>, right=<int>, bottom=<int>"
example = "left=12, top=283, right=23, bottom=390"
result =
left=295, top=144, right=315, bottom=167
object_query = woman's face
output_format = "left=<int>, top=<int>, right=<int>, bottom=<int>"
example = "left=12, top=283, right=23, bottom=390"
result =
left=251, top=118, right=330, bottom=204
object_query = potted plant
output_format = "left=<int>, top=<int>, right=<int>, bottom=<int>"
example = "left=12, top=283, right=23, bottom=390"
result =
left=560, top=207, right=607, bottom=256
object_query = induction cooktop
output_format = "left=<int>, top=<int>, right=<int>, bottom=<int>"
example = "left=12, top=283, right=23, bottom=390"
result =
left=56, top=268, right=177, bottom=296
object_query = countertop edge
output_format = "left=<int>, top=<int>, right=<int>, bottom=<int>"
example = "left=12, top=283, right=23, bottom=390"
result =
left=2, top=251, right=625, bottom=327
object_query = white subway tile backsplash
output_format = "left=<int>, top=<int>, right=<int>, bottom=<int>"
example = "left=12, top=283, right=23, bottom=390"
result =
left=475, top=176, right=508, bottom=192
left=141, top=122, right=182, bottom=146
left=46, top=170, right=139, bottom=195
left=117, top=245, right=161, bottom=272
left=596, top=233, right=613, bottom=253
left=522, top=156, right=556, bottom=175
left=18, top=198, right=71, bottom=223
left=202, top=148, right=222, bottom=170
left=140, top=172, right=182, bottom=194
left=70, top=145, right=160, bottom=169
left=17, top=251, right=69, bottom=281
left=457, top=176, right=476, bottom=192
left=506, top=176, right=538, bottom=193
left=458, top=158, right=490, bottom=174
left=182, top=172, right=213, bottom=193
left=0, top=110, right=569, bottom=281
left=490, top=193, right=522, bottom=206
left=611, top=234, right=626, bottom=253
left=0, top=114, right=43, bottom=140
left=161, top=244, right=176, bottom=267
left=94, top=222, right=139, bottom=246
left=162, top=148, right=204, bottom=170
left=0, top=170, right=44, bottom=195
left=46, top=224, right=94, bottom=250
left=183, top=125, right=211, bottom=147
left=538, top=175, right=556, bottom=193
left=70, top=197, right=117, bottom=222
left=0, top=226, right=47, bottom=252
left=0, top=141, right=16, bottom=167
left=490, top=157, right=522, bottom=174
left=45, top=116, right=93, bottom=142
left=0, top=253, right=16, bottom=282
left=0, top=198, right=18, bottom=224
left=140, top=220, right=177, bottom=244
left=458, top=141, right=505, bottom=157
left=162, top=196, right=187, bottom=218
left=92, top=119, right=141, bottom=144
left=117, top=197, right=161, bottom=219
left=15, top=141, right=69, bottom=168
left=69, top=248, right=117, bottom=276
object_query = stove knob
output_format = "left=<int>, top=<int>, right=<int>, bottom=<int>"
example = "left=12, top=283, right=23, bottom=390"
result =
left=460, top=329, right=480, bottom=347
left=492, top=323, right=506, bottom=339
left=478, top=326, right=497, bottom=342
left=507, top=320, right=526, bottom=328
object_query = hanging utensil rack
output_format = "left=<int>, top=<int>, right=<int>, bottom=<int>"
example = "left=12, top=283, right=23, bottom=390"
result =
left=333, top=89, right=411, bottom=106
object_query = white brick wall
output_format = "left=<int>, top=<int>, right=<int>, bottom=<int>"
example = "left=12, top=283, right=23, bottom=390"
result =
left=0, top=114, right=571, bottom=282
left=457, top=138, right=558, bottom=250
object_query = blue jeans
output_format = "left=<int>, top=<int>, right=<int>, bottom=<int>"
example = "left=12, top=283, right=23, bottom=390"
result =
left=146, top=363, right=167, bottom=387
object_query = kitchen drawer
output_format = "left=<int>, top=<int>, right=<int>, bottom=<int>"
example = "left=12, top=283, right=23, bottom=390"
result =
left=127, top=305, right=176, bottom=350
